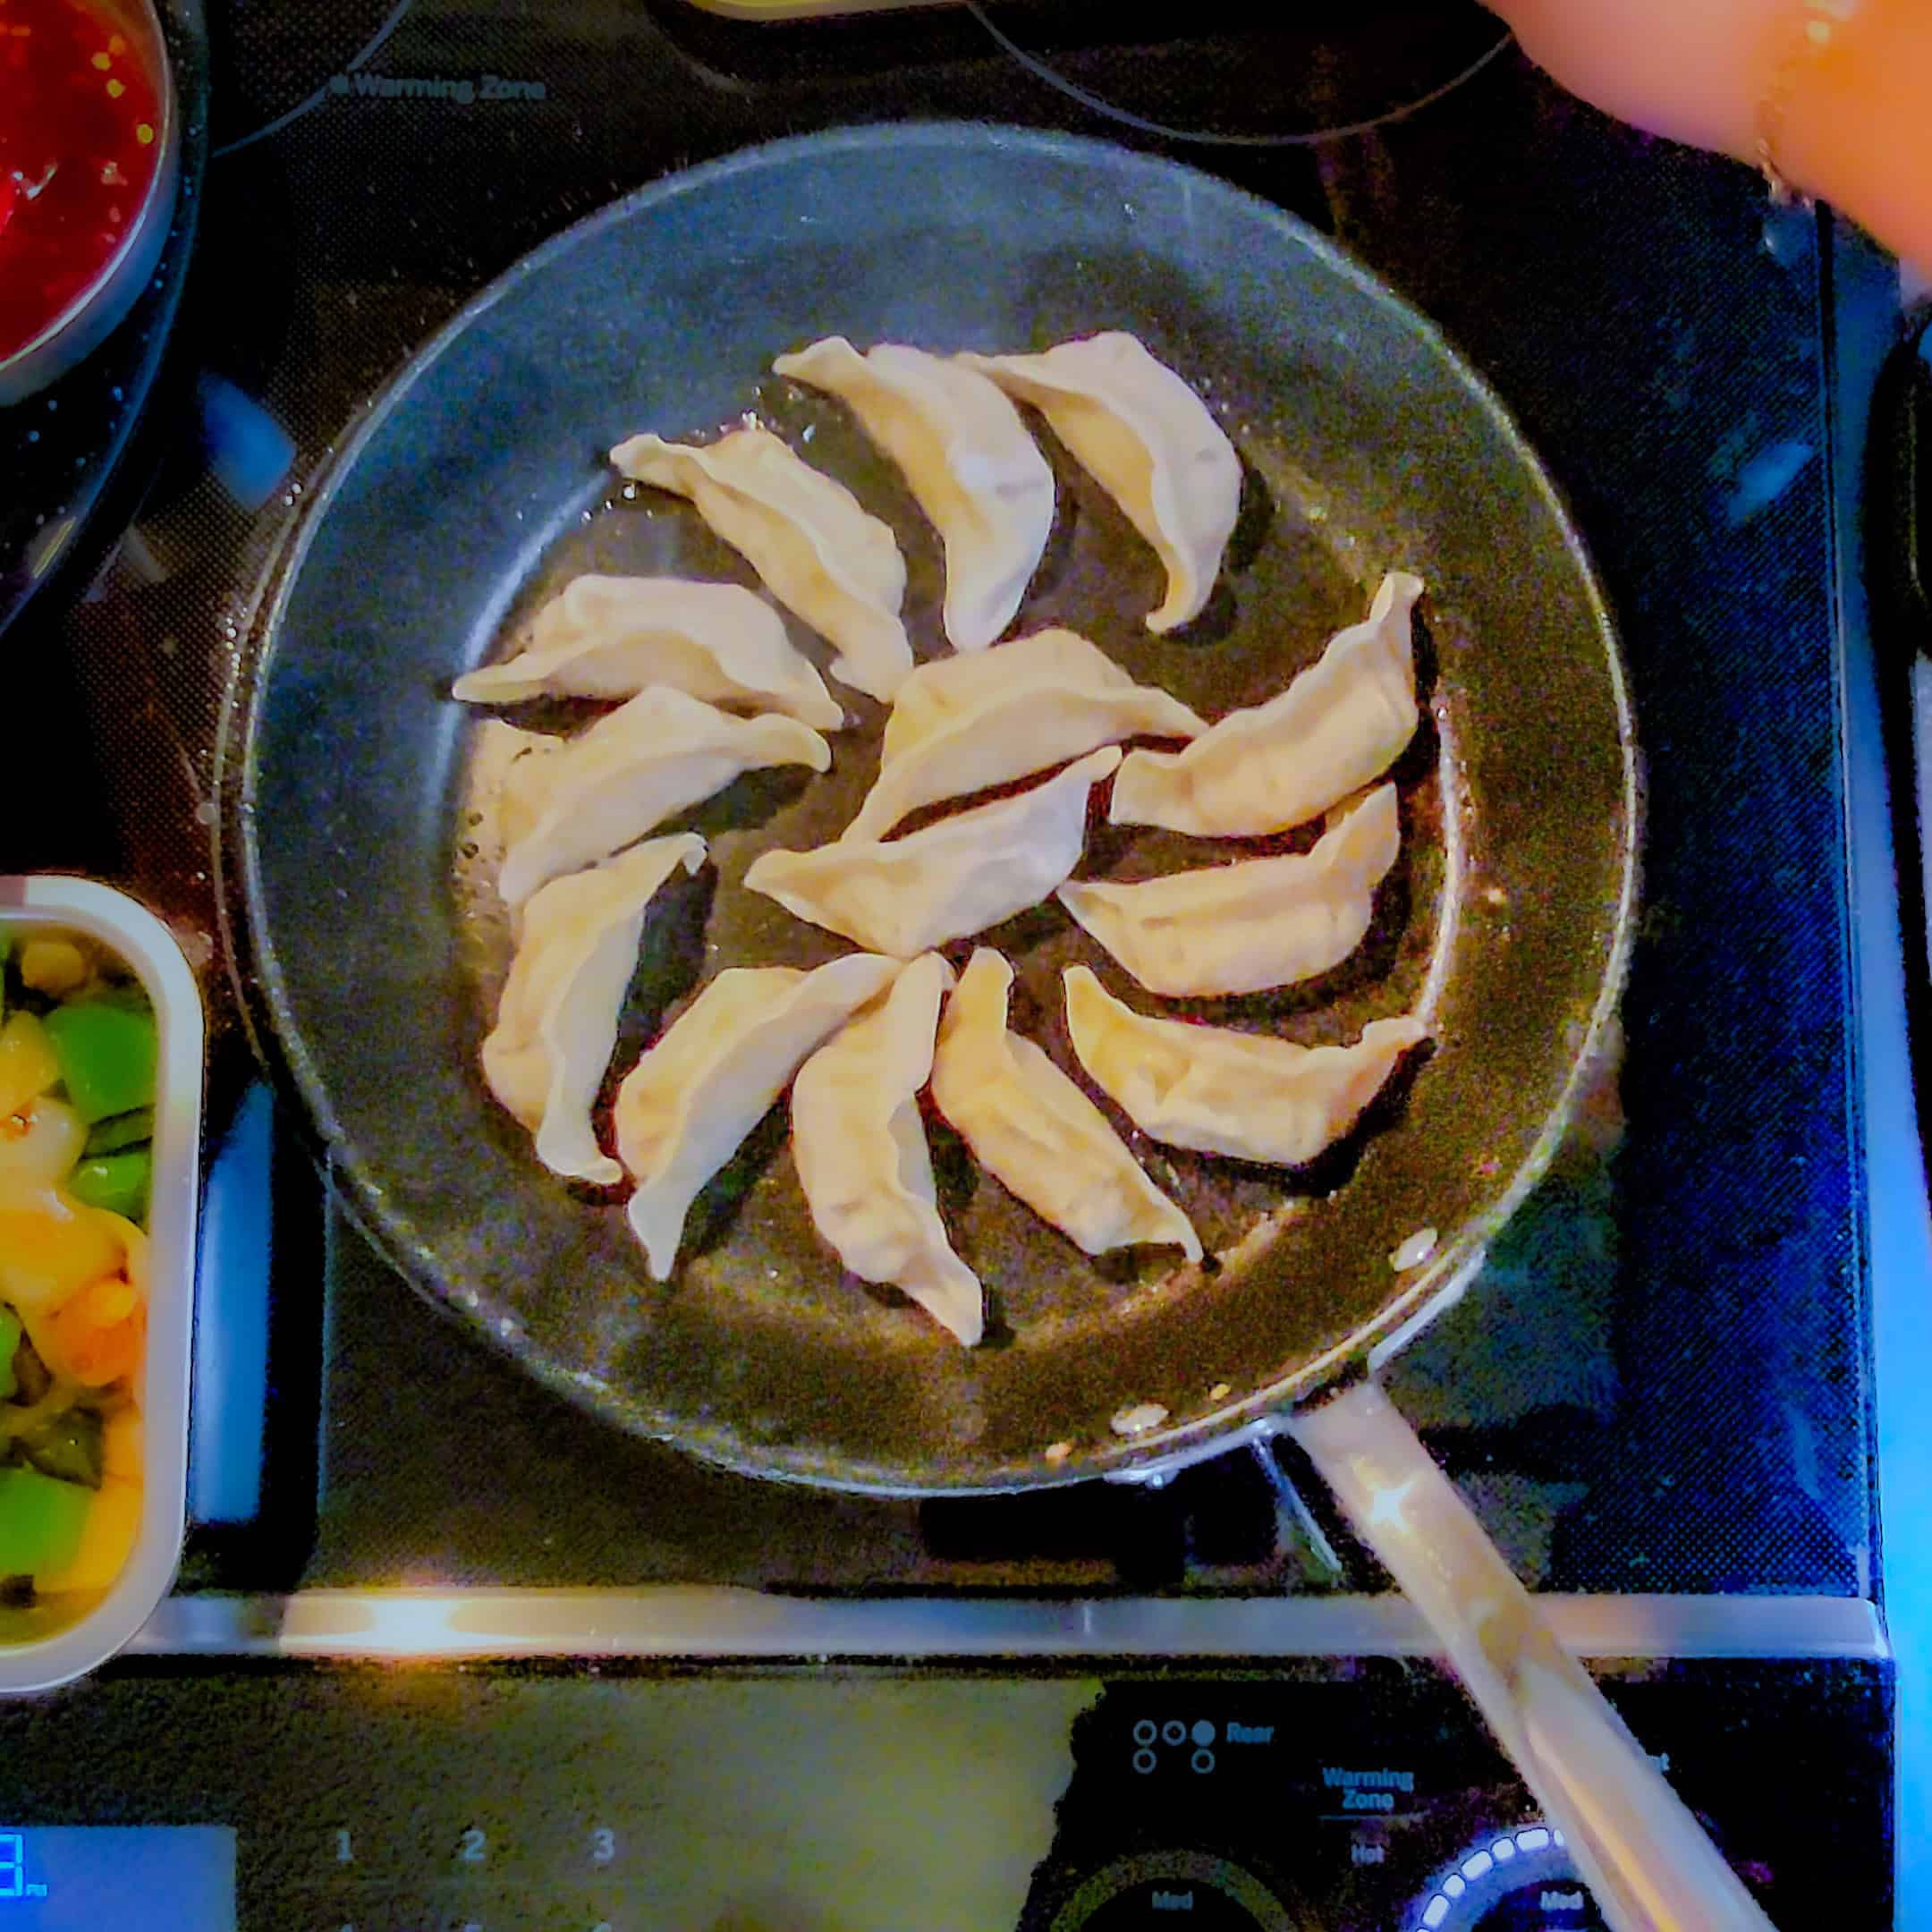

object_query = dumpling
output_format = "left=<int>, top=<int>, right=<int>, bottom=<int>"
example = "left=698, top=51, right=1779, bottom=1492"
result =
left=496, top=686, right=829, bottom=911
left=480, top=835, right=706, bottom=1184
left=610, top=426, right=912, bottom=702
left=614, top=953, right=902, bottom=1278
left=842, top=628, right=1202, bottom=843
left=1058, top=783, right=1402, bottom=997
left=772, top=337, right=1055, bottom=652
left=960, top=333, right=1241, bottom=632
left=1110, top=572, right=1423, bottom=836
left=931, top=949, right=1199, bottom=1262
left=1063, top=965, right=1428, bottom=1166
left=791, top=953, right=982, bottom=1345
left=452, top=574, right=843, bottom=729
left=744, top=746, right=1121, bottom=958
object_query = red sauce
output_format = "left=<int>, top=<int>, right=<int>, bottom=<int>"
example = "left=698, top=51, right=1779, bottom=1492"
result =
left=0, top=0, right=162, bottom=361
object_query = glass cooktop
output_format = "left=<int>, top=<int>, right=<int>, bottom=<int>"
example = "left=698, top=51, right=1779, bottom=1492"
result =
left=4, top=0, right=1890, bottom=1608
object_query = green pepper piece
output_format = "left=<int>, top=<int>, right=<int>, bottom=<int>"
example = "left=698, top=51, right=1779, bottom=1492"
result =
left=15, top=1407, right=103, bottom=1489
left=0, top=1465, right=92, bottom=1579
left=42, top=1000, right=157, bottom=1124
left=83, top=1106, right=155, bottom=1157
left=0, top=1306, right=20, bottom=1403
left=66, top=1148, right=151, bottom=1224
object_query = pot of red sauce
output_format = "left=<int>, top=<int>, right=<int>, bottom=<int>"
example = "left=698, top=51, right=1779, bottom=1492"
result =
left=0, top=0, right=177, bottom=406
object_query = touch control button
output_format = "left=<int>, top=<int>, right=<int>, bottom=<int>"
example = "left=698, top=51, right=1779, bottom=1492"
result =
left=1048, top=1851, right=1304, bottom=1931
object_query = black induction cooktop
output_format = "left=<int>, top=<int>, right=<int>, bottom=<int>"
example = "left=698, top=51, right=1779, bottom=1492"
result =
left=4, top=5, right=1913, bottom=1926
left=3, top=0, right=1879, bottom=1605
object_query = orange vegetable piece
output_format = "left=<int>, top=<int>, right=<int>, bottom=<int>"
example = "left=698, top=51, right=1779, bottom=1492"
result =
left=40, top=1274, right=144, bottom=1387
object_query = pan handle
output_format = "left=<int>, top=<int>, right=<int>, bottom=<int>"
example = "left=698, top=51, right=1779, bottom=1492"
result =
left=1284, top=1379, right=1780, bottom=1932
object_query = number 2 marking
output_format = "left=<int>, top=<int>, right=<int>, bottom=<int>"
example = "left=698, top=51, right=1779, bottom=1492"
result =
left=591, top=1826, right=615, bottom=1866
left=458, top=1826, right=487, bottom=1865
left=0, top=1836, right=21, bottom=1902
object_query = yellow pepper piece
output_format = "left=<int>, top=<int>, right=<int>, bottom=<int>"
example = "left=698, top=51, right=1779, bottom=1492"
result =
left=102, top=1408, right=141, bottom=1480
left=0, top=1189, right=124, bottom=1315
left=18, top=938, right=89, bottom=998
left=35, top=1475, right=140, bottom=1596
left=0, top=1012, right=60, bottom=1118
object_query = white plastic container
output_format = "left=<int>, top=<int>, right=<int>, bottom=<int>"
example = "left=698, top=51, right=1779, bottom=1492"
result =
left=0, top=876, right=203, bottom=1693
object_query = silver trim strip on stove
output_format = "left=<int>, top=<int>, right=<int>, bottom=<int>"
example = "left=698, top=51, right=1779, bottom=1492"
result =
left=127, top=1591, right=1889, bottom=1663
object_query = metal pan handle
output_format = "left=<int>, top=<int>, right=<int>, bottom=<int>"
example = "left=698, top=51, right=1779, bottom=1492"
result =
left=1285, top=1380, right=1779, bottom=1932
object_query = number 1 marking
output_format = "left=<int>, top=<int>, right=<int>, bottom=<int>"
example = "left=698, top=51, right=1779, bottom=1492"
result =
left=335, top=1828, right=353, bottom=1864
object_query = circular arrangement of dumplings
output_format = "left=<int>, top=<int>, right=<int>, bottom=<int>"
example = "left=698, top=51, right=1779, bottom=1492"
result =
left=455, top=331, right=1431, bottom=1351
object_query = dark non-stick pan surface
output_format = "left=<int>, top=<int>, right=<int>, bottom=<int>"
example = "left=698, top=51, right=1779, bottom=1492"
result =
left=232, top=123, right=1636, bottom=1493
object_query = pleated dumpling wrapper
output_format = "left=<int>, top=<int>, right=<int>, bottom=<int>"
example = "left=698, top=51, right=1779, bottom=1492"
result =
left=1063, top=966, right=1428, bottom=1167
left=480, top=834, right=707, bottom=1185
left=1110, top=571, right=1423, bottom=836
left=1058, top=783, right=1402, bottom=998
left=842, top=628, right=1202, bottom=843
left=772, top=337, right=1055, bottom=652
left=960, top=333, right=1241, bottom=633
left=745, top=746, right=1121, bottom=958
left=495, top=686, right=829, bottom=911
left=614, top=953, right=902, bottom=1279
left=792, top=953, right=983, bottom=1346
left=610, top=426, right=912, bottom=702
left=930, top=948, right=1199, bottom=1263
left=452, top=573, right=843, bottom=730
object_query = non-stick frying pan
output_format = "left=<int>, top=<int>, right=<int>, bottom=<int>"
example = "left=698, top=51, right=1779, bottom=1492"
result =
left=224, top=124, right=1770, bottom=1929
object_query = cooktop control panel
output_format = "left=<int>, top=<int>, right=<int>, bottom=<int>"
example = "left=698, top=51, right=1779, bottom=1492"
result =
left=0, top=1655, right=1886, bottom=1928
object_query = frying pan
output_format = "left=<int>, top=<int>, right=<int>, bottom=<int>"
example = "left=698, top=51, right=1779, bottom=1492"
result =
left=223, top=124, right=1769, bottom=1928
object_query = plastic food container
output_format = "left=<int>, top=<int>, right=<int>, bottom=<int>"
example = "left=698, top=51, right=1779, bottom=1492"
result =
left=0, top=877, right=202, bottom=1693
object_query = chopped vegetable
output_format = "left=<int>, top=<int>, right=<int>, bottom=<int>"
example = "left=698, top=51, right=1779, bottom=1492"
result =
left=40, top=1273, right=142, bottom=1388
left=8, top=1334, right=49, bottom=1406
left=0, top=933, right=157, bottom=1628
left=0, top=1466, right=93, bottom=1580
left=84, top=1106, right=154, bottom=1157
left=18, top=939, right=89, bottom=999
left=101, top=1409, right=140, bottom=1482
left=67, top=1148, right=150, bottom=1224
left=0, top=1012, right=60, bottom=1119
left=0, top=1096, right=87, bottom=1189
left=0, top=1306, right=19, bottom=1402
left=42, top=1000, right=157, bottom=1124
left=13, top=1406, right=103, bottom=1489
left=35, top=1477, right=140, bottom=1596
left=0, top=1186, right=125, bottom=1315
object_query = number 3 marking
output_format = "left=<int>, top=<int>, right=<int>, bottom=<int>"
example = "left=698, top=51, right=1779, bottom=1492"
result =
left=591, top=1826, right=616, bottom=1865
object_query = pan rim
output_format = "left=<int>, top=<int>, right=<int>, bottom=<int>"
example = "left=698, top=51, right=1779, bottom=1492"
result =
left=229, top=118, right=1641, bottom=1496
